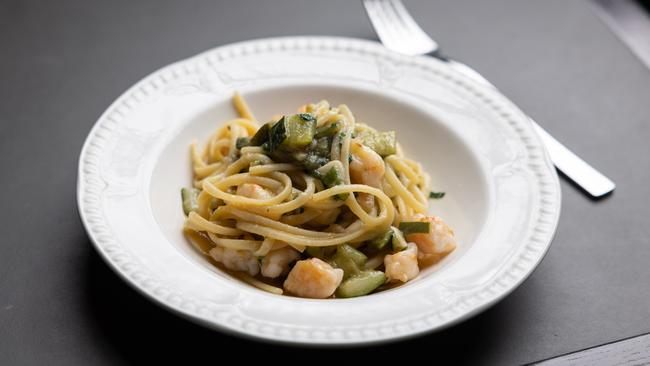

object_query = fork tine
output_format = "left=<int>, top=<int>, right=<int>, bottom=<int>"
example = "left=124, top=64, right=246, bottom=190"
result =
left=375, top=1, right=414, bottom=45
left=387, top=0, right=438, bottom=50
left=363, top=0, right=404, bottom=51
left=363, top=0, right=438, bottom=56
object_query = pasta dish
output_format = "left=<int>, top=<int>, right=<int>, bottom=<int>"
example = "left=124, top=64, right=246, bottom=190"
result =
left=181, top=93, right=456, bottom=298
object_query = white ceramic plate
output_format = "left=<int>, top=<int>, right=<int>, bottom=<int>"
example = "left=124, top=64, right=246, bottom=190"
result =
left=77, top=37, right=561, bottom=345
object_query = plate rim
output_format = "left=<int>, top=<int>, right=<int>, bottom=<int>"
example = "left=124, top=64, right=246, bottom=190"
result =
left=77, top=36, right=561, bottom=345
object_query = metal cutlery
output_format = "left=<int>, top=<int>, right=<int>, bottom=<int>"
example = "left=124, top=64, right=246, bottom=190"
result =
left=363, top=0, right=616, bottom=198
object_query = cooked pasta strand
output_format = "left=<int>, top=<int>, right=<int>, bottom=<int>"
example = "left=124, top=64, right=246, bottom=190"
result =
left=180, top=92, right=456, bottom=299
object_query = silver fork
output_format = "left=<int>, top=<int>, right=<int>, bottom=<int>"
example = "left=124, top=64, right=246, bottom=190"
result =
left=363, top=0, right=616, bottom=198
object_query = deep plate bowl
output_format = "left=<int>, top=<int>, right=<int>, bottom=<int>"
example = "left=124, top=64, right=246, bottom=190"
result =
left=77, top=36, right=561, bottom=345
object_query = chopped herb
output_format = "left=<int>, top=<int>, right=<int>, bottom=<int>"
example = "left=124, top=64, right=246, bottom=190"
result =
left=299, top=113, right=316, bottom=122
left=429, top=191, right=446, bottom=199
left=348, top=154, right=352, bottom=163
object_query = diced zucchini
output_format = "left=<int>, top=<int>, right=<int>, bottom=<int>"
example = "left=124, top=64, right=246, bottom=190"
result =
left=367, top=229, right=393, bottom=250
left=302, top=152, right=329, bottom=171
left=181, top=187, right=200, bottom=215
left=268, top=117, right=287, bottom=152
left=312, top=137, right=331, bottom=157
left=321, top=166, right=341, bottom=187
left=399, top=221, right=431, bottom=236
left=236, top=137, right=250, bottom=149
left=391, top=226, right=408, bottom=252
left=356, top=130, right=396, bottom=157
left=305, top=246, right=325, bottom=259
left=316, top=163, right=348, bottom=200
left=283, top=113, right=316, bottom=149
left=314, top=121, right=341, bottom=139
left=336, top=270, right=386, bottom=298
left=249, top=123, right=271, bottom=146
left=333, top=244, right=367, bottom=278
left=333, top=255, right=359, bottom=279
left=305, top=246, right=336, bottom=260
left=284, top=150, right=328, bottom=171
left=268, top=114, right=316, bottom=152
left=258, top=119, right=331, bottom=171
left=339, top=244, right=368, bottom=266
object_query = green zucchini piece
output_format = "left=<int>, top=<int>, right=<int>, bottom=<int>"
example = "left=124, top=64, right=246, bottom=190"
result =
left=181, top=187, right=200, bottom=215
left=312, top=136, right=331, bottom=157
left=316, top=163, right=348, bottom=200
left=367, top=229, right=392, bottom=250
left=314, top=121, right=341, bottom=139
left=268, top=117, right=287, bottom=152
left=249, top=123, right=271, bottom=146
left=321, top=166, right=342, bottom=187
left=305, top=246, right=325, bottom=259
left=398, top=221, right=431, bottom=235
left=283, top=113, right=316, bottom=149
left=305, top=246, right=337, bottom=260
left=333, top=256, right=359, bottom=279
left=235, top=137, right=250, bottom=149
left=333, top=244, right=367, bottom=278
left=391, top=226, right=408, bottom=252
left=267, top=114, right=317, bottom=152
left=302, top=152, right=329, bottom=171
left=356, top=130, right=396, bottom=157
left=336, top=270, right=386, bottom=298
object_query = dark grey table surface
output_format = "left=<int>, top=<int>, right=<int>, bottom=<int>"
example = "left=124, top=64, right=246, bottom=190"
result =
left=2, top=0, right=650, bottom=364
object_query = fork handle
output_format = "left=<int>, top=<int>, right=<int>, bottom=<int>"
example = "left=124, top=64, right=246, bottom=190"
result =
left=531, top=121, right=615, bottom=197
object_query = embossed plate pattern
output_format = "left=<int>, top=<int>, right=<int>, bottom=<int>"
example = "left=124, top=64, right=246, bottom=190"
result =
left=77, top=37, right=561, bottom=345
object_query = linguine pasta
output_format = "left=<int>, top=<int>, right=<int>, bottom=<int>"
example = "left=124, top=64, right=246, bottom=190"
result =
left=182, top=92, right=457, bottom=298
